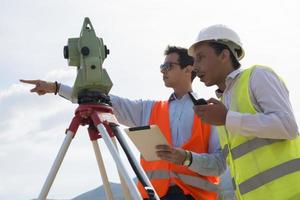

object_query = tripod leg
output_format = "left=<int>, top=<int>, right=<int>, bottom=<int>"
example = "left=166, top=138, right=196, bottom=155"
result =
left=91, top=140, right=114, bottom=200
left=111, top=137, right=132, bottom=200
left=38, top=131, right=74, bottom=200
left=96, top=123, right=142, bottom=200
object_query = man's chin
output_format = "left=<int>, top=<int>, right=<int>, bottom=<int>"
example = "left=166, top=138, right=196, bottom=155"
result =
left=202, top=80, right=213, bottom=87
left=164, top=82, right=172, bottom=88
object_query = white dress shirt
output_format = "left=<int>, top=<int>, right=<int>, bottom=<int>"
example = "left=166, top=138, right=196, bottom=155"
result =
left=217, top=66, right=299, bottom=139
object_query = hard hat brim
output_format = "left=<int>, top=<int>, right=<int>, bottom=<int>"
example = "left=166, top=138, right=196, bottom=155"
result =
left=188, top=40, right=245, bottom=61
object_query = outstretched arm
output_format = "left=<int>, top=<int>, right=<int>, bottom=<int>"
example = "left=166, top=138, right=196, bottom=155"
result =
left=21, top=80, right=155, bottom=127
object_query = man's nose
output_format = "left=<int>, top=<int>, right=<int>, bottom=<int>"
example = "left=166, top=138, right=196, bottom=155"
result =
left=160, top=68, right=167, bottom=74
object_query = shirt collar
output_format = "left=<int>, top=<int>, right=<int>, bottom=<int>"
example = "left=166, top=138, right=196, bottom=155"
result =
left=168, top=93, right=176, bottom=102
left=168, top=91, right=196, bottom=102
left=215, top=68, right=242, bottom=98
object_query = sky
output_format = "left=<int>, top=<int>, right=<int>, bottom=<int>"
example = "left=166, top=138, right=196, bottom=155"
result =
left=1, top=0, right=300, bottom=199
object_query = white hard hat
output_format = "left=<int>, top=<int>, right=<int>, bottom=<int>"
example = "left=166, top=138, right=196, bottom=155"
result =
left=188, top=24, right=245, bottom=61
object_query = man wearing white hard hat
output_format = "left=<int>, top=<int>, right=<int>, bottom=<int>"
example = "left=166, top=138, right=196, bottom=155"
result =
left=188, top=24, right=300, bottom=200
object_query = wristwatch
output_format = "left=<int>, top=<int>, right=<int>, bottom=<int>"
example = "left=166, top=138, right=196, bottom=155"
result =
left=182, top=150, right=192, bottom=166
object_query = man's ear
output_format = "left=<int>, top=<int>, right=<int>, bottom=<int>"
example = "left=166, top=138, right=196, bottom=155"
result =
left=221, top=49, right=231, bottom=62
left=184, top=65, right=194, bottom=73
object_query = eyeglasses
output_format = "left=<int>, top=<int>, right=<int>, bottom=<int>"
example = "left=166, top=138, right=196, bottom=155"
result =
left=160, top=62, right=181, bottom=71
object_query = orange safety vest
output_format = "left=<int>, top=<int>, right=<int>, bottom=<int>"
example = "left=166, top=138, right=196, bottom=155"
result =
left=137, top=101, right=219, bottom=200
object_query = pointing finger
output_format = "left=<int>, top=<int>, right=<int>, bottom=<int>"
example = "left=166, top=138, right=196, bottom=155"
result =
left=20, top=79, right=40, bottom=85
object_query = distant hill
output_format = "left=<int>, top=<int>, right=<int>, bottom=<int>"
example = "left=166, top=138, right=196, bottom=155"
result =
left=30, top=183, right=124, bottom=200
left=31, top=180, right=136, bottom=200
left=72, top=182, right=124, bottom=200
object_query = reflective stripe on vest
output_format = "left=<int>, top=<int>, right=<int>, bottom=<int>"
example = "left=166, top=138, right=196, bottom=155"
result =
left=223, top=138, right=282, bottom=160
left=145, top=170, right=219, bottom=192
left=231, top=138, right=282, bottom=160
left=239, top=158, right=300, bottom=194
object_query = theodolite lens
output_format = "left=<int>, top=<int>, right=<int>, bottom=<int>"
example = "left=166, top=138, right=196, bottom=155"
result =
left=63, top=46, right=69, bottom=59
left=81, top=47, right=90, bottom=56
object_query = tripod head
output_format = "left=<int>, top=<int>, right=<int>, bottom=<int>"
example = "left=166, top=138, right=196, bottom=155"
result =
left=63, top=17, right=113, bottom=102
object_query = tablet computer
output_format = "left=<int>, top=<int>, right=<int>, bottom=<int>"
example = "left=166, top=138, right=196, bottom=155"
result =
left=125, top=125, right=169, bottom=161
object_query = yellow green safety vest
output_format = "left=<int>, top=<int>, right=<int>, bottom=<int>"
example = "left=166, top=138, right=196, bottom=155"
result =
left=217, top=65, right=300, bottom=200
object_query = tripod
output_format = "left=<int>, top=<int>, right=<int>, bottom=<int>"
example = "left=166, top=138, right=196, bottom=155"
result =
left=37, top=94, right=160, bottom=200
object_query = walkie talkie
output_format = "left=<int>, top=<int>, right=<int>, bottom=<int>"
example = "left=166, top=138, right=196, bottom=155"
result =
left=188, top=92, right=207, bottom=105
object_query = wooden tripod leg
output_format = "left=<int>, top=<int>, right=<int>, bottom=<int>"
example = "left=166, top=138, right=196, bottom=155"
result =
left=92, top=140, right=114, bottom=200
left=38, top=131, right=74, bottom=200
left=112, top=137, right=132, bottom=200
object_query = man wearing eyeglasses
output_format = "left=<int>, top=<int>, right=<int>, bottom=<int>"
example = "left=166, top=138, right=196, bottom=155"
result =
left=20, top=46, right=229, bottom=200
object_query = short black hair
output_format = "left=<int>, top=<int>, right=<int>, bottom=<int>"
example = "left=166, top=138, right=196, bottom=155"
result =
left=207, top=42, right=241, bottom=69
left=164, top=45, right=196, bottom=81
